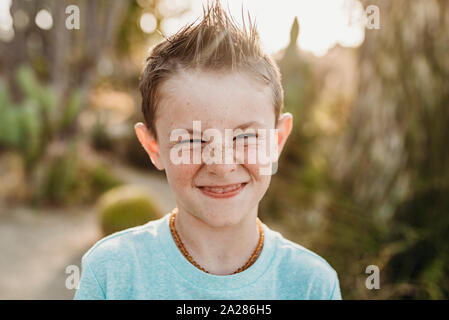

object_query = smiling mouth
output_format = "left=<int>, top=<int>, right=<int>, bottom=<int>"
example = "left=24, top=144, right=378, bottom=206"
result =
left=197, top=182, right=248, bottom=198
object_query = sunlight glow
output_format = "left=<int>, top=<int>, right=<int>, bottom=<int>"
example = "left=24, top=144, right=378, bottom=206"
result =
left=0, top=0, right=13, bottom=42
left=35, top=9, right=53, bottom=30
left=161, top=0, right=366, bottom=56
left=140, top=12, right=157, bottom=33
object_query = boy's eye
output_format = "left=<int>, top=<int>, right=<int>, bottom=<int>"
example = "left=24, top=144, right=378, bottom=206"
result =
left=178, top=139, right=204, bottom=145
left=233, top=133, right=257, bottom=142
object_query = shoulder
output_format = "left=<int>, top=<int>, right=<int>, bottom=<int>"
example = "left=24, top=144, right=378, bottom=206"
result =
left=267, top=228, right=340, bottom=299
left=81, top=215, right=166, bottom=269
left=76, top=215, right=168, bottom=299
left=269, top=228, right=336, bottom=274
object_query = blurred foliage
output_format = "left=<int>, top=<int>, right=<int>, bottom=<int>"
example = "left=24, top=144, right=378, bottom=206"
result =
left=117, top=112, right=161, bottom=171
left=261, top=0, right=449, bottom=299
left=0, top=151, right=28, bottom=203
left=88, top=114, right=159, bottom=171
left=33, top=142, right=81, bottom=206
left=326, top=0, right=449, bottom=300
left=97, top=184, right=163, bottom=236
left=388, top=183, right=449, bottom=298
left=260, top=17, right=325, bottom=243
left=89, top=114, right=116, bottom=152
left=86, top=163, right=124, bottom=200
left=0, top=66, right=82, bottom=170
left=0, top=0, right=169, bottom=205
left=117, top=0, right=158, bottom=57
left=32, top=142, right=123, bottom=206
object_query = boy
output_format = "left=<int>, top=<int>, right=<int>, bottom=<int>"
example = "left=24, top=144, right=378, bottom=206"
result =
left=75, top=2, right=341, bottom=300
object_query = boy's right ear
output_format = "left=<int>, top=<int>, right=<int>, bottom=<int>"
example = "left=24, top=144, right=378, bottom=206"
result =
left=134, top=122, right=165, bottom=171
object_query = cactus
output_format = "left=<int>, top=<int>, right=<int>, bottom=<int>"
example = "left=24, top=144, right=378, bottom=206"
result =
left=20, top=99, right=43, bottom=164
left=60, top=89, right=83, bottom=131
left=88, top=164, right=123, bottom=197
left=34, top=142, right=80, bottom=205
left=0, top=65, right=83, bottom=170
left=97, top=185, right=162, bottom=236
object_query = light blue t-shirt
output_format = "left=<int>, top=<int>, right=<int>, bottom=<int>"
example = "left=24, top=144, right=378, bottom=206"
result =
left=74, top=212, right=342, bottom=299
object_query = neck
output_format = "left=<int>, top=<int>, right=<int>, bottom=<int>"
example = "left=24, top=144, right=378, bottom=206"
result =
left=173, top=206, right=261, bottom=275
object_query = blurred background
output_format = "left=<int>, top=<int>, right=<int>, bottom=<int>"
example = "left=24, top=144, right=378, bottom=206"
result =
left=0, top=0, right=448, bottom=299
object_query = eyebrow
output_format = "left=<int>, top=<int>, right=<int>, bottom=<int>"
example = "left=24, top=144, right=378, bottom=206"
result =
left=183, top=121, right=265, bottom=134
left=234, top=121, right=265, bottom=130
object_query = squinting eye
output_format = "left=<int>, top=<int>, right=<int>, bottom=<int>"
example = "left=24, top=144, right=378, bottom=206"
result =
left=178, top=139, right=204, bottom=145
left=234, top=133, right=257, bottom=141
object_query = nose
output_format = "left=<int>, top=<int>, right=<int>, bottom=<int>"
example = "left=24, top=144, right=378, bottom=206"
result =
left=203, top=141, right=238, bottom=175
left=205, top=163, right=237, bottom=176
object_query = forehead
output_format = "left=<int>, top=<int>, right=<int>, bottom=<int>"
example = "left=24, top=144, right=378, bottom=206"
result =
left=155, top=69, right=275, bottom=134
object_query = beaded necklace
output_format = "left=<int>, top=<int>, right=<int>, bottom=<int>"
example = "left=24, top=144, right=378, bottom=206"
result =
left=169, top=208, right=264, bottom=274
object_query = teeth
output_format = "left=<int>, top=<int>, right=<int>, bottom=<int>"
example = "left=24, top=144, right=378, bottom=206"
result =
left=203, top=183, right=242, bottom=193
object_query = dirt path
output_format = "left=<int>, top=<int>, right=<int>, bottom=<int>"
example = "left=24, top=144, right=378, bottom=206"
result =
left=0, top=205, right=98, bottom=299
left=0, top=165, right=175, bottom=299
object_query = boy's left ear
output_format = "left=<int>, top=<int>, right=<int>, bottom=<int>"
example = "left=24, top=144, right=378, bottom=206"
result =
left=275, top=112, right=293, bottom=159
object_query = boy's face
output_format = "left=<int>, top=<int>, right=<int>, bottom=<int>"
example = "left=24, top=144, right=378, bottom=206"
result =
left=136, top=69, right=292, bottom=227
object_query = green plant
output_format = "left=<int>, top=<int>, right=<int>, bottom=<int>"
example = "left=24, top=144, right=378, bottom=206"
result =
left=33, top=142, right=81, bottom=206
left=32, top=145, right=124, bottom=206
left=0, top=79, right=42, bottom=166
left=88, top=164, right=123, bottom=197
left=97, top=185, right=162, bottom=236
left=0, top=65, right=83, bottom=170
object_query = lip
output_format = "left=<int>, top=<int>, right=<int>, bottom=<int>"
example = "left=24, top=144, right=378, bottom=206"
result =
left=197, top=182, right=248, bottom=199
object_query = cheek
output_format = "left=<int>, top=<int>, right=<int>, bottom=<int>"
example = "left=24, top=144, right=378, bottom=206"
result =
left=165, top=163, right=200, bottom=191
left=245, top=163, right=271, bottom=186
left=242, top=142, right=275, bottom=180
left=159, top=145, right=199, bottom=188
left=246, top=163, right=271, bottom=201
